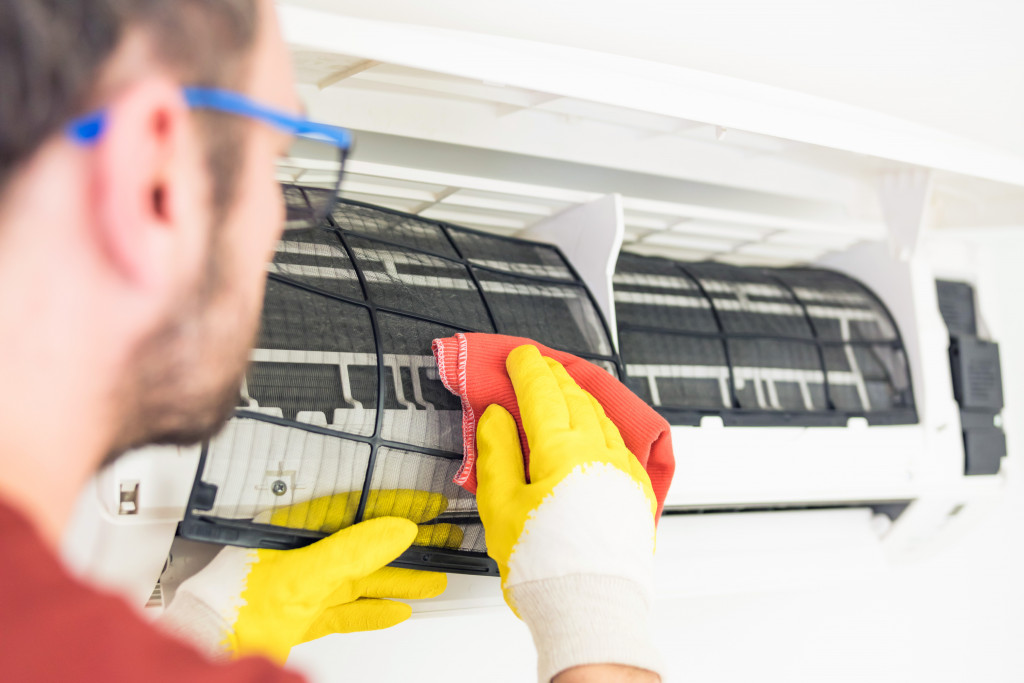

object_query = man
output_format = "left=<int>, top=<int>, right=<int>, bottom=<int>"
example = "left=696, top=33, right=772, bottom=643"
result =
left=0, top=1, right=662, bottom=681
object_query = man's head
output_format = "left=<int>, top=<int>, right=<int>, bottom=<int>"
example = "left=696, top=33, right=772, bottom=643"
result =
left=0, top=0, right=299, bottom=464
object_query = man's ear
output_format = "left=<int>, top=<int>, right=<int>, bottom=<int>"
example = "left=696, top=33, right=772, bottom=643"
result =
left=91, top=77, right=197, bottom=290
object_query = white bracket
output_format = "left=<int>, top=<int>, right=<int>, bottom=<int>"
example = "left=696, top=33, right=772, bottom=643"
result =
left=516, top=194, right=624, bottom=350
left=878, top=169, right=934, bottom=261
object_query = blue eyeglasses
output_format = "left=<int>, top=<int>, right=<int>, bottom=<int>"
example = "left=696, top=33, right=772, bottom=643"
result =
left=66, top=86, right=352, bottom=228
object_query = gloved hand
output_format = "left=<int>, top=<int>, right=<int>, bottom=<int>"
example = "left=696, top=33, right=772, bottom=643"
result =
left=476, top=345, right=663, bottom=682
left=158, top=490, right=451, bottom=663
left=263, top=489, right=464, bottom=550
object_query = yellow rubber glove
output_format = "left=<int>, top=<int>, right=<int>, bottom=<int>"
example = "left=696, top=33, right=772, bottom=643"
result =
left=476, top=345, right=663, bottom=682
left=159, top=490, right=451, bottom=663
left=264, top=489, right=464, bottom=550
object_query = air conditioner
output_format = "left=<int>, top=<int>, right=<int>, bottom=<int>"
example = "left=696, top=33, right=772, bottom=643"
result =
left=61, top=5, right=1012, bottom=677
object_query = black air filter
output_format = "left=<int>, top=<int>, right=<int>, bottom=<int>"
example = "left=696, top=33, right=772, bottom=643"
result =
left=180, top=187, right=619, bottom=574
left=614, top=252, right=917, bottom=426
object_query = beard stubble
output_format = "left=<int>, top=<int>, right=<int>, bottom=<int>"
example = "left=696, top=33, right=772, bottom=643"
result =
left=101, top=240, right=263, bottom=468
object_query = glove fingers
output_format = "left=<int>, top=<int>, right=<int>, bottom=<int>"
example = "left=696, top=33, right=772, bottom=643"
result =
left=363, top=490, right=449, bottom=524
left=414, top=522, right=465, bottom=549
left=585, top=391, right=656, bottom=511
left=477, top=404, right=526, bottom=498
left=357, top=566, right=448, bottom=600
left=261, top=492, right=359, bottom=532
left=506, top=345, right=571, bottom=442
left=300, top=599, right=412, bottom=644
left=586, top=392, right=629, bottom=453
left=257, top=490, right=449, bottom=534
left=544, top=357, right=603, bottom=436
left=284, top=516, right=418, bottom=594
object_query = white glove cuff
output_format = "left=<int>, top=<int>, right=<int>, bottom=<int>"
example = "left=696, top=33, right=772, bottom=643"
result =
left=510, top=574, right=664, bottom=683
left=156, top=590, right=231, bottom=660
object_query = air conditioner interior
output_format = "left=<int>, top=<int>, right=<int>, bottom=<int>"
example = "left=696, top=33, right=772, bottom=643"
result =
left=179, top=184, right=919, bottom=574
left=614, top=251, right=916, bottom=427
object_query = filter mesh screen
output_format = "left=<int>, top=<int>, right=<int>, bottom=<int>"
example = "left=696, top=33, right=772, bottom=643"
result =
left=615, top=251, right=916, bottom=425
left=476, top=268, right=612, bottom=356
left=449, top=227, right=575, bottom=281
left=201, top=419, right=372, bottom=528
left=268, top=225, right=364, bottom=299
left=348, top=235, right=494, bottom=331
left=332, top=200, right=461, bottom=257
left=182, top=189, right=618, bottom=573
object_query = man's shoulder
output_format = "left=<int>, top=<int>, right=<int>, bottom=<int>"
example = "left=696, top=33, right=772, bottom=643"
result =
left=0, top=496, right=304, bottom=683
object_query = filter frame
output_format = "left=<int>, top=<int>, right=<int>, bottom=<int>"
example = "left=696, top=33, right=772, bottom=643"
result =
left=180, top=187, right=621, bottom=574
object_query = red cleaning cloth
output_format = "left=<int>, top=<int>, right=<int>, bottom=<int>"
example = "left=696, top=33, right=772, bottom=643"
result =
left=432, top=333, right=675, bottom=519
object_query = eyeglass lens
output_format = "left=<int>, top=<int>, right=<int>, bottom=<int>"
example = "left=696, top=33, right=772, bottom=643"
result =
left=277, top=135, right=346, bottom=229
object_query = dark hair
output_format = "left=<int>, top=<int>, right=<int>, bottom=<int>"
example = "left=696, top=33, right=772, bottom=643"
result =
left=0, top=0, right=259, bottom=210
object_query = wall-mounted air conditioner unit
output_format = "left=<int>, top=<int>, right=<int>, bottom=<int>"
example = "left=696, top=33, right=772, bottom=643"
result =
left=62, top=9, right=1012, bottom=678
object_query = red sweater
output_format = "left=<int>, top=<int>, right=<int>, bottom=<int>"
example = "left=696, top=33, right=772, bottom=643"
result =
left=0, top=499, right=304, bottom=682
